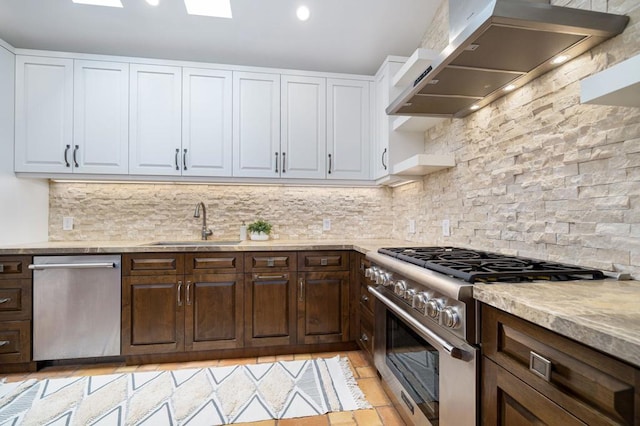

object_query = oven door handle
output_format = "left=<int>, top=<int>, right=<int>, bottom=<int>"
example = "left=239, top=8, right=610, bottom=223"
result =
left=368, top=285, right=466, bottom=360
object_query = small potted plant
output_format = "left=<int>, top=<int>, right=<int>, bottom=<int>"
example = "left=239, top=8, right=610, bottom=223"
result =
left=247, top=219, right=272, bottom=241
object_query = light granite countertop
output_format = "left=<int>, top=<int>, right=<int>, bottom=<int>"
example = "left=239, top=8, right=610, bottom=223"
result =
left=0, top=239, right=407, bottom=255
left=474, top=280, right=640, bottom=368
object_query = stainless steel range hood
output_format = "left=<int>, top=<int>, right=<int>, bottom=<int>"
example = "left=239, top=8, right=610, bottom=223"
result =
left=387, top=0, right=629, bottom=118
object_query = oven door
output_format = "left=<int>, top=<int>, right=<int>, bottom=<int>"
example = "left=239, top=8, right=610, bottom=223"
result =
left=370, top=286, right=478, bottom=426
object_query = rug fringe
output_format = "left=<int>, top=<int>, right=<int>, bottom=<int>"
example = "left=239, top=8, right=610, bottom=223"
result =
left=337, top=356, right=371, bottom=409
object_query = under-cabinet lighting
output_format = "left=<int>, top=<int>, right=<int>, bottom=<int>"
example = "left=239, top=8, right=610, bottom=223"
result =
left=296, top=5, right=310, bottom=21
left=469, top=104, right=480, bottom=111
left=503, top=84, right=516, bottom=92
left=184, top=0, right=232, bottom=18
left=72, top=0, right=122, bottom=7
left=551, top=55, right=570, bottom=65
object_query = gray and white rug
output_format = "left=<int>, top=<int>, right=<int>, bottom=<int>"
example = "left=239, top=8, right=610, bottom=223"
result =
left=0, top=356, right=370, bottom=425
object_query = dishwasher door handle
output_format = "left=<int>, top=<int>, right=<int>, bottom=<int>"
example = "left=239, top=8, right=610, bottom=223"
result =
left=29, top=262, right=117, bottom=270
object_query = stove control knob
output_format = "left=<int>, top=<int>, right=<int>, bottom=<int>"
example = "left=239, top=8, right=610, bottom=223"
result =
left=441, top=307, right=460, bottom=328
left=394, top=280, right=407, bottom=296
left=374, top=269, right=384, bottom=284
left=404, top=288, right=416, bottom=302
left=382, top=272, right=393, bottom=286
left=364, top=267, right=374, bottom=278
left=425, top=298, right=443, bottom=319
left=412, top=292, right=428, bottom=311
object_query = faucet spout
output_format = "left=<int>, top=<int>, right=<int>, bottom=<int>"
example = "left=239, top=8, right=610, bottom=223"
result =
left=194, top=202, right=213, bottom=240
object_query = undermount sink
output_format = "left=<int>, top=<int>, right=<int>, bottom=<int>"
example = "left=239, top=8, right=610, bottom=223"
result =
left=144, top=241, right=241, bottom=246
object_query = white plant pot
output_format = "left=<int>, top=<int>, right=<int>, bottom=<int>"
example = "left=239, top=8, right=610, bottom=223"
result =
left=249, top=232, right=269, bottom=241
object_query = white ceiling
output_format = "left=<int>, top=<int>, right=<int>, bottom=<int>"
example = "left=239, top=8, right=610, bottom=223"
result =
left=0, top=0, right=442, bottom=75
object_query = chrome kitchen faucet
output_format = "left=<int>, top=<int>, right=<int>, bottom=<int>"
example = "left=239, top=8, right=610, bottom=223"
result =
left=193, top=202, right=213, bottom=240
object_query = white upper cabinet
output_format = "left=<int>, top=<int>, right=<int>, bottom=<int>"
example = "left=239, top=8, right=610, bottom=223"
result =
left=326, top=78, right=370, bottom=180
left=182, top=68, right=233, bottom=177
left=232, top=71, right=281, bottom=178
left=74, top=60, right=129, bottom=174
left=15, top=56, right=74, bottom=173
left=281, top=75, right=326, bottom=179
left=129, top=64, right=182, bottom=176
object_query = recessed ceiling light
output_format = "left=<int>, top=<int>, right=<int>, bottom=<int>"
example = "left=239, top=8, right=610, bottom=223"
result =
left=470, top=104, right=480, bottom=111
left=551, top=55, right=570, bottom=65
left=184, top=0, right=232, bottom=18
left=72, top=0, right=122, bottom=7
left=503, top=84, right=516, bottom=92
left=146, top=0, right=159, bottom=6
left=296, top=5, right=310, bottom=21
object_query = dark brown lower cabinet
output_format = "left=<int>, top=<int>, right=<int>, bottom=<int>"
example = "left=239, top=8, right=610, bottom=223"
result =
left=244, top=272, right=297, bottom=347
left=297, top=271, right=350, bottom=345
left=481, top=304, right=640, bottom=425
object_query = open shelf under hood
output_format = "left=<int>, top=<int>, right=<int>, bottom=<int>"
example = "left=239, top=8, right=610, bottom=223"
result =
left=387, top=0, right=629, bottom=118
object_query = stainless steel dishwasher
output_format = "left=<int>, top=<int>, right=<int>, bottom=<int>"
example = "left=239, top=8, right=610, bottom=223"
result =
left=30, top=255, right=121, bottom=361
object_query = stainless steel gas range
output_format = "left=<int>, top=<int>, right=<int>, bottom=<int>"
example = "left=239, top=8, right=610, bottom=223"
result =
left=365, top=247, right=604, bottom=426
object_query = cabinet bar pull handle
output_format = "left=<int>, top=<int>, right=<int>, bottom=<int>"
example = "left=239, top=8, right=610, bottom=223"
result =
left=175, top=148, right=180, bottom=170
left=282, top=152, right=286, bottom=173
left=0, top=340, right=9, bottom=347
left=186, top=281, right=192, bottom=305
left=360, top=295, right=369, bottom=303
left=29, top=262, right=116, bottom=270
left=529, top=351, right=552, bottom=381
left=177, top=281, right=183, bottom=306
left=255, top=274, right=286, bottom=280
left=73, top=145, right=79, bottom=168
left=64, top=145, right=71, bottom=167
left=0, top=298, right=11, bottom=304
left=360, top=333, right=368, bottom=342
left=299, top=277, right=305, bottom=302
left=275, top=152, right=279, bottom=173
left=328, top=153, right=332, bottom=174
left=382, top=148, right=388, bottom=170
left=183, top=149, right=188, bottom=171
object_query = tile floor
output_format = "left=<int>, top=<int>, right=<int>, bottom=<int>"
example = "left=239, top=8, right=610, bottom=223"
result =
left=0, top=350, right=406, bottom=426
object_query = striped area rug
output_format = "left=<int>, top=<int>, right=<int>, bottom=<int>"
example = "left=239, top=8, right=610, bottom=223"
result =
left=0, top=356, right=370, bottom=425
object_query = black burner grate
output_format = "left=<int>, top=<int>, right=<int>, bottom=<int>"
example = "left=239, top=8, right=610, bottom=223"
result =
left=378, top=247, right=605, bottom=283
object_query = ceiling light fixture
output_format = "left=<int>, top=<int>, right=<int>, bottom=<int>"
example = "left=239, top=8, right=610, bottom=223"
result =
left=72, top=0, right=122, bottom=7
left=296, top=5, right=310, bottom=21
left=146, top=0, right=159, bottom=6
left=184, top=0, right=232, bottom=18
left=470, top=104, right=480, bottom=111
left=503, top=84, right=516, bottom=92
left=551, top=55, right=570, bottom=65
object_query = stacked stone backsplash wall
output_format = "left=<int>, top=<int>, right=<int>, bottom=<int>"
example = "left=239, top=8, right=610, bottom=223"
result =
left=393, top=0, right=640, bottom=277
left=49, top=183, right=392, bottom=242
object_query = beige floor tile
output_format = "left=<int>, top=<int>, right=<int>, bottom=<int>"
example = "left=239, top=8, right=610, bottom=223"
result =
left=328, top=411, right=355, bottom=425
left=356, top=378, right=390, bottom=407
left=314, top=351, right=342, bottom=359
left=179, top=359, right=220, bottom=369
left=375, top=406, right=406, bottom=426
left=346, top=351, right=368, bottom=368
left=275, top=354, right=295, bottom=362
left=278, top=414, right=329, bottom=426
left=293, top=353, right=312, bottom=360
left=235, top=420, right=277, bottom=426
left=355, top=366, right=376, bottom=378
left=353, top=409, right=382, bottom=426
left=217, top=357, right=257, bottom=366
left=135, top=363, right=161, bottom=371
left=113, top=365, right=139, bottom=374
left=257, top=356, right=277, bottom=364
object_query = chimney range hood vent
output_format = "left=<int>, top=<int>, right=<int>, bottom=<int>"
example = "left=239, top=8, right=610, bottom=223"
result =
left=387, top=0, right=629, bottom=118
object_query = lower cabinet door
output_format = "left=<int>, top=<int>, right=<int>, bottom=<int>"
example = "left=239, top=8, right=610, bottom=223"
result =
left=482, top=357, right=586, bottom=426
left=185, top=274, right=244, bottom=351
left=297, top=271, right=350, bottom=345
left=122, top=275, right=184, bottom=355
left=244, top=272, right=297, bottom=347
left=0, top=320, right=31, bottom=363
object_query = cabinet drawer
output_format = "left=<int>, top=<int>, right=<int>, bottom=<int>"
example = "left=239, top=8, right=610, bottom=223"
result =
left=185, top=253, right=243, bottom=274
left=0, top=279, right=32, bottom=321
left=0, top=320, right=31, bottom=363
left=123, top=254, right=184, bottom=275
left=297, top=251, right=349, bottom=271
left=244, top=252, right=296, bottom=272
left=482, top=304, right=640, bottom=425
left=357, top=256, right=371, bottom=277
left=0, top=256, right=31, bottom=280
left=358, top=310, right=374, bottom=357
left=359, top=283, right=374, bottom=316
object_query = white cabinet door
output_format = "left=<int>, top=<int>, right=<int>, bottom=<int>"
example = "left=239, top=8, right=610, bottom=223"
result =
left=327, top=78, right=371, bottom=180
left=232, top=72, right=280, bottom=178
left=281, top=75, right=326, bottom=179
left=129, top=64, right=182, bottom=176
left=182, top=68, right=232, bottom=177
left=74, top=60, right=129, bottom=175
left=374, top=69, right=390, bottom=180
left=14, top=56, right=73, bottom=173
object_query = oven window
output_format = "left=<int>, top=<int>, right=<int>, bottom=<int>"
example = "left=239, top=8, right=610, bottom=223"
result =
left=386, top=310, right=439, bottom=420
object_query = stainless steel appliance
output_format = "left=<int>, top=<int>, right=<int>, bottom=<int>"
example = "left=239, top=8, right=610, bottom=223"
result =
left=30, top=255, right=121, bottom=361
left=366, top=247, right=604, bottom=426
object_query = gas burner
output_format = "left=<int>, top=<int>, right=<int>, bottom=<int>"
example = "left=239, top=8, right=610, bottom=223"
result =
left=378, top=246, right=605, bottom=283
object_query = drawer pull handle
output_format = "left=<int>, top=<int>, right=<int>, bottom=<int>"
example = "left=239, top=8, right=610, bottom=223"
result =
left=255, top=274, right=286, bottom=280
left=0, top=340, right=9, bottom=347
left=320, top=258, right=328, bottom=266
left=299, top=278, right=304, bottom=302
left=529, top=351, right=552, bottom=382
left=186, top=281, right=192, bottom=306
left=0, top=297, right=11, bottom=304
left=360, top=295, right=369, bottom=303
left=360, top=333, right=368, bottom=342
left=177, top=281, right=183, bottom=307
